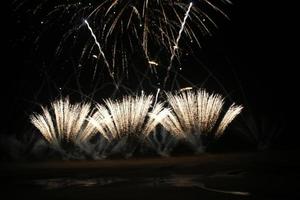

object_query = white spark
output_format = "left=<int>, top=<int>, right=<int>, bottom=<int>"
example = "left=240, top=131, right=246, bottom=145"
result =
left=89, top=94, right=167, bottom=141
left=148, top=61, right=159, bottom=66
left=153, top=88, right=161, bottom=107
left=179, top=87, right=193, bottom=92
left=30, top=98, right=96, bottom=149
left=216, top=104, right=243, bottom=137
left=84, top=20, right=113, bottom=79
left=175, top=2, right=193, bottom=50
left=161, top=89, right=243, bottom=153
left=164, top=2, right=193, bottom=87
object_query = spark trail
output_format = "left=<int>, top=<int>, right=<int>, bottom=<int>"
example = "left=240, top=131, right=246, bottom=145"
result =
left=84, top=20, right=113, bottom=80
left=153, top=88, right=161, bottom=107
left=16, top=0, right=231, bottom=87
left=163, top=2, right=193, bottom=88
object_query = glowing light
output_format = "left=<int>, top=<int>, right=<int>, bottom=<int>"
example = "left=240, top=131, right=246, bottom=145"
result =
left=153, top=88, right=161, bottom=106
left=89, top=94, right=167, bottom=141
left=148, top=61, right=159, bottom=66
left=84, top=20, right=113, bottom=79
left=164, top=2, right=193, bottom=87
left=179, top=87, right=193, bottom=92
left=29, top=89, right=243, bottom=157
left=216, top=103, right=243, bottom=137
left=161, top=89, right=243, bottom=153
left=18, top=0, right=231, bottom=83
left=174, top=2, right=193, bottom=52
left=30, top=98, right=96, bottom=150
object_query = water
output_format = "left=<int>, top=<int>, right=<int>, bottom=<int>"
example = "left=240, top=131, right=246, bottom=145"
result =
left=27, top=173, right=250, bottom=196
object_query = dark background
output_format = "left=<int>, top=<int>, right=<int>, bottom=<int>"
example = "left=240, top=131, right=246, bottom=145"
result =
left=2, top=1, right=297, bottom=149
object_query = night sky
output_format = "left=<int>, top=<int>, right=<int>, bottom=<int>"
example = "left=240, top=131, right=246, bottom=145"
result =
left=2, top=1, right=297, bottom=148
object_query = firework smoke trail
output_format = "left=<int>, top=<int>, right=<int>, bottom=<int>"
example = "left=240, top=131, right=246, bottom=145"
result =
left=84, top=20, right=113, bottom=80
left=163, top=2, right=193, bottom=88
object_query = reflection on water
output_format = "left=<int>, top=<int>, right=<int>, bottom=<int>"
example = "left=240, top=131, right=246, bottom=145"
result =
left=30, top=173, right=250, bottom=196
left=143, top=175, right=203, bottom=187
left=31, top=175, right=204, bottom=189
left=209, top=170, right=246, bottom=178
left=32, top=177, right=126, bottom=190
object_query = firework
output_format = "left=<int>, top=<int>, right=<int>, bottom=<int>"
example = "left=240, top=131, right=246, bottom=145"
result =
left=30, top=98, right=96, bottom=154
left=89, top=94, right=167, bottom=140
left=161, top=89, right=242, bottom=153
left=15, top=0, right=231, bottom=83
left=28, top=90, right=242, bottom=158
left=153, top=88, right=161, bottom=106
left=84, top=19, right=113, bottom=80
left=88, top=94, right=167, bottom=157
left=164, top=2, right=193, bottom=87
left=216, top=103, right=243, bottom=136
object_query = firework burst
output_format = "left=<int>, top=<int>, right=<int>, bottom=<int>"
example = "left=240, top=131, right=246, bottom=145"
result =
left=161, top=89, right=242, bottom=153
left=89, top=94, right=167, bottom=157
left=15, top=0, right=231, bottom=84
left=30, top=97, right=96, bottom=157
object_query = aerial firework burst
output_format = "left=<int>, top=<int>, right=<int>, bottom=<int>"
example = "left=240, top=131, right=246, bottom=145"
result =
left=14, top=0, right=232, bottom=85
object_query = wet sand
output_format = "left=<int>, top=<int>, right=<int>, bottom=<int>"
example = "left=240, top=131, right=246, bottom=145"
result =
left=1, top=151, right=299, bottom=200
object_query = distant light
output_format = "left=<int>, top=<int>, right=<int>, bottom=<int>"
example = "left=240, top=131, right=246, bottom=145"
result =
left=93, top=55, right=98, bottom=59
